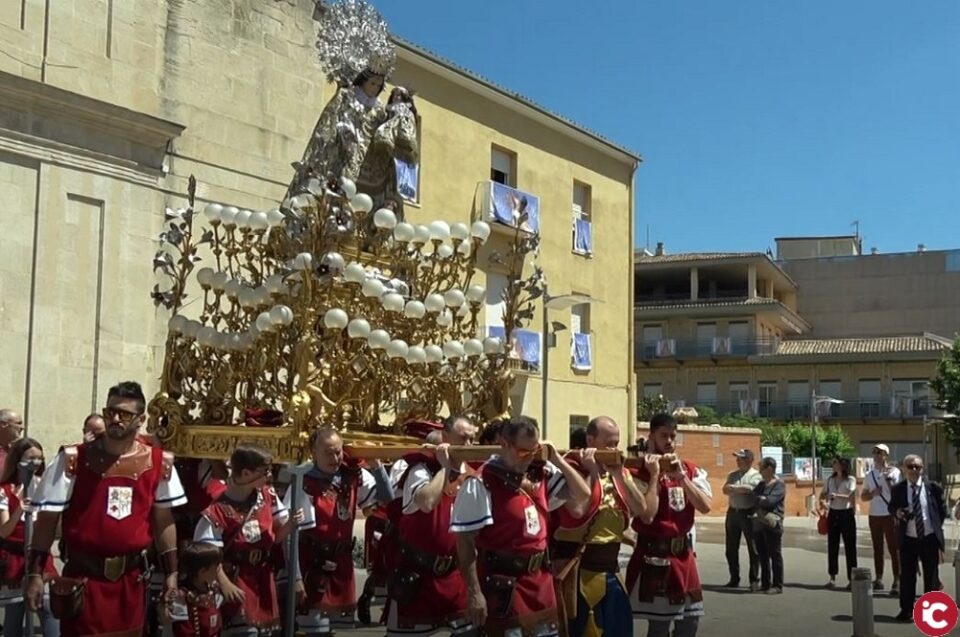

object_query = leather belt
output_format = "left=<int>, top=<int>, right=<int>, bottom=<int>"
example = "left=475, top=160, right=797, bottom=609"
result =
left=303, top=537, right=352, bottom=562
left=0, top=539, right=24, bottom=556
left=67, top=549, right=145, bottom=582
left=481, top=549, right=547, bottom=576
left=226, top=548, right=267, bottom=567
left=580, top=543, right=622, bottom=572
left=638, top=536, right=691, bottom=558
left=399, top=542, right=457, bottom=576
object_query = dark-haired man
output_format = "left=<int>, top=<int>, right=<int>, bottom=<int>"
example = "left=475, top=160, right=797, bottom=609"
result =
left=385, top=414, right=479, bottom=636
left=286, top=427, right=394, bottom=635
left=626, top=413, right=712, bottom=637
left=452, top=415, right=593, bottom=637
left=554, top=416, right=644, bottom=637
left=26, top=381, right=186, bottom=636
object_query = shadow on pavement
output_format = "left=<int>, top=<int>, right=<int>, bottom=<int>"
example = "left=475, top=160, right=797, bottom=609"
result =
left=701, top=584, right=753, bottom=595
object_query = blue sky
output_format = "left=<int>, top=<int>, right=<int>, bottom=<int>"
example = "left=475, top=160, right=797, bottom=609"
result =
left=378, top=1, right=960, bottom=255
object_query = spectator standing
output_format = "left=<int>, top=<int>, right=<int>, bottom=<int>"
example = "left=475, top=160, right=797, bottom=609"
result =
left=0, top=411, right=24, bottom=470
left=860, top=443, right=901, bottom=594
left=722, top=449, right=761, bottom=591
left=752, top=457, right=785, bottom=594
left=889, top=455, right=946, bottom=622
left=819, top=458, right=858, bottom=589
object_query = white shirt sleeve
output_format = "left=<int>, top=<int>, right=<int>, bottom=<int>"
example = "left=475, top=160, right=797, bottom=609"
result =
left=544, top=462, right=569, bottom=511
left=693, top=467, right=712, bottom=497
left=194, top=514, right=223, bottom=546
left=451, top=476, right=493, bottom=533
left=0, top=488, right=8, bottom=512
left=33, top=451, right=74, bottom=512
left=402, top=463, right=434, bottom=514
left=389, top=459, right=409, bottom=490
left=356, top=468, right=379, bottom=509
left=282, top=482, right=316, bottom=530
left=269, top=488, right=289, bottom=525
left=155, top=463, right=188, bottom=509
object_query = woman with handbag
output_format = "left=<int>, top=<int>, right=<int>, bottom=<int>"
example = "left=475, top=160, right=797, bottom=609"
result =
left=752, top=457, right=785, bottom=594
left=819, top=458, right=858, bottom=589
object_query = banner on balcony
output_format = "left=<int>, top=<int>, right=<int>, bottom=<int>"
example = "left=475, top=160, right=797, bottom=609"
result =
left=488, top=326, right=541, bottom=369
left=491, top=182, right=540, bottom=234
left=395, top=158, right=419, bottom=201
left=571, top=332, right=591, bottom=370
left=573, top=219, right=592, bottom=254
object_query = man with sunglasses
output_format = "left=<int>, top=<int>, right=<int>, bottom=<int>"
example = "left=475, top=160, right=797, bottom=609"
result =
left=888, top=455, right=946, bottom=622
left=452, top=415, right=593, bottom=637
left=625, top=413, right=712, bottom=637
left=0, top=410, right=24, bottom=470
left=26, top=380, right=187, bottom=636
left=860, top=443, right=901, bottom=595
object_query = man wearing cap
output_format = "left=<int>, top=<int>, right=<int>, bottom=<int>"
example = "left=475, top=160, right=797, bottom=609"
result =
left=861, top=443, right=901, bottom=595
left=722, top=449, right=761, bottom=590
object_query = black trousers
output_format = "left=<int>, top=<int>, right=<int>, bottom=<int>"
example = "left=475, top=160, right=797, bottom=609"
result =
left=755, top=525, right=784, bottom=588
left=827, top=508, right=858, bottom=579
left=899, top=533, right=941, bottom=614
left=725, top=508, right=758, bottom=583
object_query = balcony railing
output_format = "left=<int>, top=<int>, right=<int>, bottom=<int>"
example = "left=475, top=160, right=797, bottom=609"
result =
left=635, top=337, right=780, bottom=361
left=688, top=396, right=932, bottom=421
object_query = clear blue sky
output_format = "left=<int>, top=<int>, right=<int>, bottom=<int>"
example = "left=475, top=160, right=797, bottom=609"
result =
left=378, top=1, right=960, bottom=255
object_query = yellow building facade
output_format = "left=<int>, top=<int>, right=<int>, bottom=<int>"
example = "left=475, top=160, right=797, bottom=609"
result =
left=0, top=1, right=638, bottom=448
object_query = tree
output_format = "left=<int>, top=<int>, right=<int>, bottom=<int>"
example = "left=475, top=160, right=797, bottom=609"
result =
left=637, top=394, right=669, bottom=421
left=930, top=335, right=960, bottom=458
left=759, top=422, right=854, bottom=462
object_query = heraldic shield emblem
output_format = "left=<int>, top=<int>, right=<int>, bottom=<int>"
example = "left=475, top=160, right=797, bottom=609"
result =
left=106, top=486, right=133, bottom=520
left=668, top=486, right=686, bottom=512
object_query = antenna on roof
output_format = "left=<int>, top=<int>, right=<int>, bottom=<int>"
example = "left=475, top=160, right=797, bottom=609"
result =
left=645, top=224, right=650, bottom=250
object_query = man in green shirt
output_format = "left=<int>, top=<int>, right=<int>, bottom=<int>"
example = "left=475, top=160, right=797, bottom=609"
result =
left=723, top=449, right=762, bottom=590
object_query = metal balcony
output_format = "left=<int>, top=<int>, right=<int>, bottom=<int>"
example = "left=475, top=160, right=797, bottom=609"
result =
left=635, top=337, right=780, bottom=362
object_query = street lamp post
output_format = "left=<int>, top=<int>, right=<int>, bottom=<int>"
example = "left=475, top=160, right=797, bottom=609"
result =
left=539, top=284, right=599, bottom=439
left=809, top=392, right=844, bottom=513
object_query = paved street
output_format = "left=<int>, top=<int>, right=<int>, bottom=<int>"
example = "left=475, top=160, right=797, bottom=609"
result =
left=347, top=516, right=960, bottom=636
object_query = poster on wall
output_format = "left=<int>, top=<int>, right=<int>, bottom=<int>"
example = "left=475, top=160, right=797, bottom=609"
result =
left=761, top=446, right=784, bottom=477
left=793, top=457, right=817, bottom=481
left=855, top=457, right=875, bottom=479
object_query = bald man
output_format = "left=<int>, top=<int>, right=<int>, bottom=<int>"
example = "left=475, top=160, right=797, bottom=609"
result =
left=82, top=413, right=106, bottom=442
left=554, top=416, right=642, bottom=637
left=0, top=409, right=24, bottom=468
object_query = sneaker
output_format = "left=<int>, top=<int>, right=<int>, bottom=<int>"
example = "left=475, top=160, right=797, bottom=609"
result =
left=749, top=582, right=760, bottom=593
left=724, top=580, right=740, bottom=588
left=765, top=586, right=783, bottom=595
left=825, top=579, right=836, bottom=589
left=873, top=579, right=884, bottom=591
left=890, top=579, right=900, bottom=596
left=895, top=611, right=912, bottom=622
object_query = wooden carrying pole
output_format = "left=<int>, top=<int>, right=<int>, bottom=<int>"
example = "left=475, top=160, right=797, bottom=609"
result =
left=344, top=445, right=625, bottom=466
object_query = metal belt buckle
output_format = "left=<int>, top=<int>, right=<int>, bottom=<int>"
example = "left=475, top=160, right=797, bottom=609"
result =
left=248, top=549, right=263, bottom=565
left=103, top=556, right=126, bottom=582
left=433, top=555, right=453, bottom=576
left=527, top=552, right=544, bottom=574
left=670, top=537, right=685, bottom=555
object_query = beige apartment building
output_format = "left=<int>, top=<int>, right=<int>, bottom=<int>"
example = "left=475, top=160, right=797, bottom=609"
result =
left=635, top=239, right=959, bottom=477
left=0, top=1, right=638, bottom=448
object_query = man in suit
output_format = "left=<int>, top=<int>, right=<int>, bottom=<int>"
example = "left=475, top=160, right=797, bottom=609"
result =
left=888, top=454, right=946, bottom=621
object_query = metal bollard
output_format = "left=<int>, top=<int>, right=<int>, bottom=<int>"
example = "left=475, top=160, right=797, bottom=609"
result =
left=850, top=567, right=875, bottom=637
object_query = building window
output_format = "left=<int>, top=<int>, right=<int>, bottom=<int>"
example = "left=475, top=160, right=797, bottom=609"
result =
left=818, top=380, right=842, bottom=417
left=643, top=383, right=663, bottom=399
left=696, top=323, right=716, bottom=356
left=728, top=321, right=750, bottom=354
left=696, top=383, right=717, bottom=408
left=572, top=181, right=592, bottom=256
left=891, top=379, right=930, bottom=417
left=491, top=146, right=516, bottom=187
left=729, top=382, right=749, bottom=416
left=758, top=382, right=777, bottom=418
left=858, top=379, right=881, bottom=417
left=640, top=325, right=663, bottom=359
left=570, top=302, right=592, bottom=371
left=788, top=381, right=810, bottom=419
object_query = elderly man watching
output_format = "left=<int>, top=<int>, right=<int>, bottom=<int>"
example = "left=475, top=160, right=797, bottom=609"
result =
left=0, top=409, right=24, bottom=468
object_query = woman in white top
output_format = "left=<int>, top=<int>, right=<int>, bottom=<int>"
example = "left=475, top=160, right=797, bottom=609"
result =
left=819, top=457, right=858, bottom=589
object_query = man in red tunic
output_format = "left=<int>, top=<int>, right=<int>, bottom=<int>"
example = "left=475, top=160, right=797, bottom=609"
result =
left=625, top=413, right=712, bottom=637
left=385, top=414, right=478, bottom=636
left=287, top=427, right=394, bottom=635
left=25, top=380, right=187, bottom=637
left=452, top=415, right=593, bottom=637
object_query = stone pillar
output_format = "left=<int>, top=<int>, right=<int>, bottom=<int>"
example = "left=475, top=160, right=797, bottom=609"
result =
left=690, top=267, right=699, bottom=301
left=747, top=264, right=758, bottom=299
left=765, top=278, right=774, bottom=299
